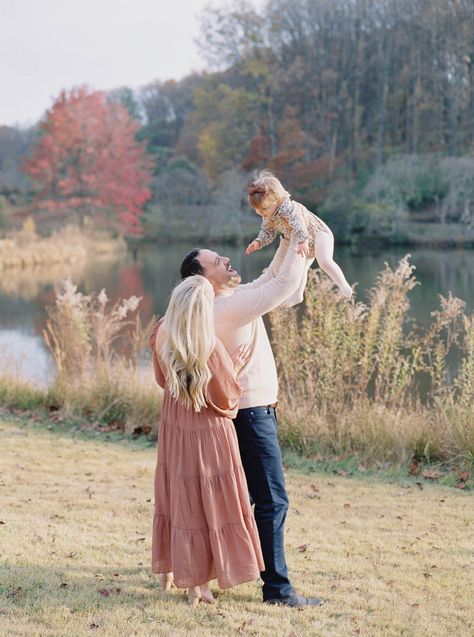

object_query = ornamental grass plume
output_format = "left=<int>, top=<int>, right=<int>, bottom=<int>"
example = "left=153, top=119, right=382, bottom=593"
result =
left=270, top=255, right=473, bottom=466
left=43, top=279, right=161, bottom=433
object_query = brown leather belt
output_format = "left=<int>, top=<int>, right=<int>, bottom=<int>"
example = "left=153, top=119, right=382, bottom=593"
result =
left=258, top=401, right=278, bottom=409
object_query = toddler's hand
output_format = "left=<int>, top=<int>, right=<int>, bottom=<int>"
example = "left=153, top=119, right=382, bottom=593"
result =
left=297, top=239, right=310, bottom=257
left=245, top=240, right=262, bottom=255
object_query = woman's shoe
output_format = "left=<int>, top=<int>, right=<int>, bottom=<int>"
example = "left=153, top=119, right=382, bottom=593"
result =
left=159, top=572, right=174, bottom=592
left=187, top=586, right=201, bottom=607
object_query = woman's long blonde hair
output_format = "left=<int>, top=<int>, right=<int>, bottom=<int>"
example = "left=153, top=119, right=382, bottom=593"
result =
left=160, top=275, right=215, bottom=412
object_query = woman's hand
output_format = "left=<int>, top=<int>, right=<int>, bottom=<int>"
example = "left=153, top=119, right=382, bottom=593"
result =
left=297, top=239, right=310, bottom=257
left=231, top=343, right=252, bottom=376
left=245, top=240, right=262, bottom=255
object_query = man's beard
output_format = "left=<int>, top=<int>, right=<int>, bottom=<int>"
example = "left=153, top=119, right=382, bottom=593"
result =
left=226, top=273, right=241, bottom=289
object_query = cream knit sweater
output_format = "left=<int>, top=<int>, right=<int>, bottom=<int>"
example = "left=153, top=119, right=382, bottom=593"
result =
left=214, top=234, right=306, bottom=409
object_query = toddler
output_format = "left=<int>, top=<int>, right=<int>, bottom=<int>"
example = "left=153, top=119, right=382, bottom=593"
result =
left=246, top=169, right=353, bottom=305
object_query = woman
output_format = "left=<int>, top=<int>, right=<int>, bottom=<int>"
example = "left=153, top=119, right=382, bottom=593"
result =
left=150, top=275, right=264, bottom=606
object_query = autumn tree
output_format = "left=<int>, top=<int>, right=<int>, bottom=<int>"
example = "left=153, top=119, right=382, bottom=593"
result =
left=24, top=87, right=153, bottom=235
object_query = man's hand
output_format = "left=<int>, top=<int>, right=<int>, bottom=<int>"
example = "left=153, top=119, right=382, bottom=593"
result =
left=245, top=240, right=262, bottom=255
left=297, top=239, right=310, bottom=257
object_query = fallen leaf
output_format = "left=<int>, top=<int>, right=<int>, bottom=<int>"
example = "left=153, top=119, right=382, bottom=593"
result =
left=422, top=469, right=442, bottom=480
left=135, top=537, right=146, bottom=543
left=411, top=603, right=420, bottom=608
left=65, top=552, right=76, bottom=558
left=98, top=588, right=111, bottom=597
left=458, top=471, right=470, bottom=482
left=297, top=543, right=309, bottom=552
left=343, top=503, right=351, bottom=509
left=409, top=459, right=420, bottom=476
left=238, top=618, right=255, bottom=633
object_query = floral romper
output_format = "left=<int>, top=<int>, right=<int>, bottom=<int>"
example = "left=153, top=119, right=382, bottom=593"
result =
left=254, top=198, right=332, bottom=254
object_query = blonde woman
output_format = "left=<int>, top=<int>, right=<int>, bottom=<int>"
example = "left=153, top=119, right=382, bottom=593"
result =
left=149, top=275, right=264, bottom=606
left=246, top=169, right=353, bottom=305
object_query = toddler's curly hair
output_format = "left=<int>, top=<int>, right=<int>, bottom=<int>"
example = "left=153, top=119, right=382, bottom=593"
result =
left=247, top=169, right=290, bottom=209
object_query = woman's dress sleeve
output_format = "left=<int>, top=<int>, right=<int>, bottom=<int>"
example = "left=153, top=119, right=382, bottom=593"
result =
left=149, top=319, right=166, bottom=389
left=205, top=341, right=242, bottom=419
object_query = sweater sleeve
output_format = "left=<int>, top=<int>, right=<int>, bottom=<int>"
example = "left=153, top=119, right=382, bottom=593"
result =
left=238, top=237, right=289, bottom=292
left=205, top=342, right=242, bottom=418
left=216, top=233, right=306, bottom=325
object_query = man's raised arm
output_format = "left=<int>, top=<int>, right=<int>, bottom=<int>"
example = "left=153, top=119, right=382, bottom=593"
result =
left=217, top=234, right=305, bottom=325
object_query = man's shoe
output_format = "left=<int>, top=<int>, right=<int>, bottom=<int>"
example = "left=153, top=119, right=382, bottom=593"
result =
left=265, top=592, right=324, bottom=608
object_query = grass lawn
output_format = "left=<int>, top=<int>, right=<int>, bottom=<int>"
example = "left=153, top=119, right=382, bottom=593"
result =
left=0, top=416, right=473, bottom=637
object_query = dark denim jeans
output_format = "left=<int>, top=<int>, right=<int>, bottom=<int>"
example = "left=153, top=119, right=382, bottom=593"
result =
left=233, top=406, right=293, bottom=600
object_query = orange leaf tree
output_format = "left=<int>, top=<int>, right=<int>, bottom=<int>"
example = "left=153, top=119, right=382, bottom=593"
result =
left=24, top=87, right=153, bottom=235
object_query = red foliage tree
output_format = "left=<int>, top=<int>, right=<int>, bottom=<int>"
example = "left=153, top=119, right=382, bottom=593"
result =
left=24, top=87, right=153, bottom=235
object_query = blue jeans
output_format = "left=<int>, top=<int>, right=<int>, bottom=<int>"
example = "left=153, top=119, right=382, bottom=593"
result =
left=233, top=406, right=293, bottom=600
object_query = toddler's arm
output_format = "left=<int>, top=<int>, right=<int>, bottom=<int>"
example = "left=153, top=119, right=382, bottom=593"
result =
left=255, top=216, right=277, bottom=248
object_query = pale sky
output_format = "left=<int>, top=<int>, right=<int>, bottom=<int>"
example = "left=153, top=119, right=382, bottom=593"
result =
left=0, top=0, right=259, bottom=128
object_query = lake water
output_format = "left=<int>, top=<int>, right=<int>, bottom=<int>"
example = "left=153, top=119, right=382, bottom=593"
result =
left=1, top=242, right=474, bottom=386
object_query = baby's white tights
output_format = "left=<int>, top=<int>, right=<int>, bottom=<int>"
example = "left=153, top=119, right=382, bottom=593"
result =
left=283, top=231, right=352, bottom=307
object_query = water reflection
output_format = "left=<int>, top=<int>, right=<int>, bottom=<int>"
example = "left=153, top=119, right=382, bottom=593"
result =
left=1, top=242, right=474, bottom=386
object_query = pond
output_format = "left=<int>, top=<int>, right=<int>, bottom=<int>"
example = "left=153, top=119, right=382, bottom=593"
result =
left=1, top=242, right=474, bottom=386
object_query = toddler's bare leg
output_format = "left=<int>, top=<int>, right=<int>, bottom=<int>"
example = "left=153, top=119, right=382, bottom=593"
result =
left=282, top=257, right=314, bottom=307
left=314, top=232, right=352, bottom=298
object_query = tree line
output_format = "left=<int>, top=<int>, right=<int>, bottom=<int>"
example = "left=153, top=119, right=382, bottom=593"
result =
left=1, top=0, right=473, bottom=241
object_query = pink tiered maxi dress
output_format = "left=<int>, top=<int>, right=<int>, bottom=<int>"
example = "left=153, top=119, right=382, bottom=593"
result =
left=150, top=320, right=264, bottom=589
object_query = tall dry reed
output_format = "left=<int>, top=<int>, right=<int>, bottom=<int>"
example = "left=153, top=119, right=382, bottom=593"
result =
left=43, top=280, right=161, bottom=434
left=270, top=256, right=473, bottom=466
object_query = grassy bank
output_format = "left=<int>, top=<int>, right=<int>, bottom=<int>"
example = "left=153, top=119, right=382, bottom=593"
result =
left=1, top=256, right=474, bottom=474
left=0, top=416, right=472, bottom=637
left=0, top=223, right=126, bottom=269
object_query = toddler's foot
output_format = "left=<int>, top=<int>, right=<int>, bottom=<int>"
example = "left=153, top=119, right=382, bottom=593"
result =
left=340, top=284, right=353, bottom=300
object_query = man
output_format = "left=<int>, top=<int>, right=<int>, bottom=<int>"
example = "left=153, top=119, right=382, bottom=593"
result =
left=179, top=235, right=323, bottom=608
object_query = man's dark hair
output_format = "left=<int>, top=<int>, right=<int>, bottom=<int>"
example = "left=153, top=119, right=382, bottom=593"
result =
left=180, top=248, right=204, bottom=279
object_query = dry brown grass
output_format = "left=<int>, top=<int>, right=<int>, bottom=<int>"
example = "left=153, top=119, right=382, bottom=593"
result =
left=43, top=280, right=161, bottom=435
left=271, top=256, right=474, bottom=468
left=0, top=418, right=472, bottom=637
left=0, top=222, right=125, bottom=270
